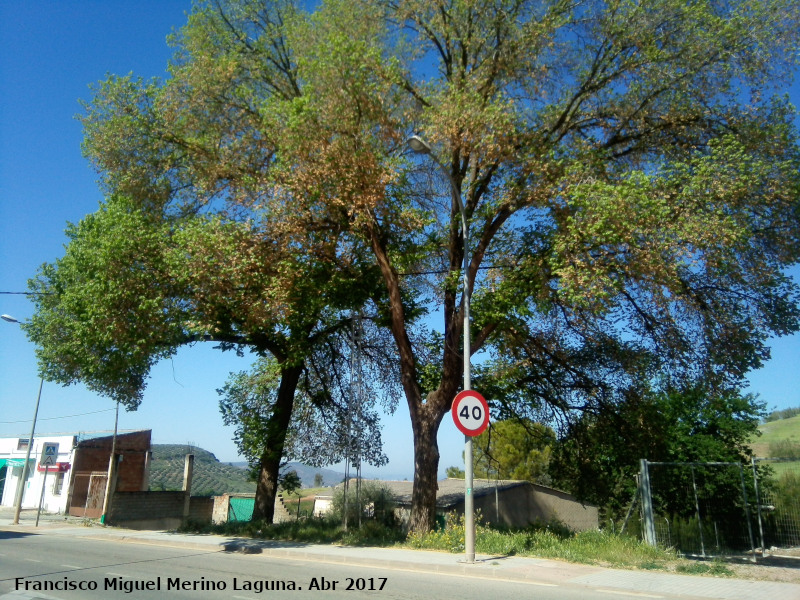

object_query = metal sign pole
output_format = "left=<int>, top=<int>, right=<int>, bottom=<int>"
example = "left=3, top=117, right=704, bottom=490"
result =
left=35, top=467, right=48, bottom=527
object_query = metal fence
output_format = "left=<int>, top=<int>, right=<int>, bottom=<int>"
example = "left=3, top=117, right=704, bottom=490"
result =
left=752, top=457, right=800, bottom=552
left=641, top=460, right=757, bottom=557
left=633, top=458, right=800, bottom=558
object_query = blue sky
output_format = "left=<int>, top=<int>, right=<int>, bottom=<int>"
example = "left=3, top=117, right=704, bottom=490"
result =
left=1, top=2, right=799, bottom=479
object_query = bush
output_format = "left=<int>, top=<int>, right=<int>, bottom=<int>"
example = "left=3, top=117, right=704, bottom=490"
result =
left=405, top=511, right=675, bottom=567
left=766, top=407, right=800, bottom=422
left=768, top=439, right=800, bottom=459
left=329, top=482, right=397, bottom=528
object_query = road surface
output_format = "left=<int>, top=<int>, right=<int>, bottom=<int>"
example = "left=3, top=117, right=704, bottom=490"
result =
left=0, top=529, right=686, bottom=600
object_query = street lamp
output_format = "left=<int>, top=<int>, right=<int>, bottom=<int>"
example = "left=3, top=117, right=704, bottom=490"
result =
left=1, top=314, right=44, bottom=526
left=407, top=135, right=476, bottom=563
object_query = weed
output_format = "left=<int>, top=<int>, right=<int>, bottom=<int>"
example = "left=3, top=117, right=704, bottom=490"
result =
left=676, top=560, right=734, bottom=577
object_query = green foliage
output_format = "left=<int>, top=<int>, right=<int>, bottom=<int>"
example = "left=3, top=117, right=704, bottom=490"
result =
left=766, top=407, right=800, bottom=422
left=219, top=355, right=391, bottom=471
left=278, top=470, right=302, bottom=495
left=329, top=482, right=397, bottom=528
left=31, top=0, right=800, bottom=534
left=753, top=414, right=800, bottom=459
left=473, top=419, right=555, bottom=483
left=445, top=466, right=465, bottom=479
left=551, top=385, right=765, bottom=516
left=675, top=561, right=734, bottom=577
left=767, top=439, right=800, bottom=460
left=181, top=514, right=404, bottom=546
left=405, top=513, right=675, bottom=568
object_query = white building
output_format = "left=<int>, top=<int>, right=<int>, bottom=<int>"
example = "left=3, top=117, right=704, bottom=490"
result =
left=0, top=435, right=77, bottom=514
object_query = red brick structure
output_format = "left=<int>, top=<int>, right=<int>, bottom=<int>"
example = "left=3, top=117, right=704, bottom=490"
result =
left=66, top=430, right=151, bottom=518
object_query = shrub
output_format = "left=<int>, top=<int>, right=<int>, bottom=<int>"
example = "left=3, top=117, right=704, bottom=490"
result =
left=328, top=482, right=397, bottom=528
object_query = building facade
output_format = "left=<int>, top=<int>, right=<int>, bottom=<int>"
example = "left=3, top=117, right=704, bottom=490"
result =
left=0, top=434, right=76, bottom=514
left=0, top=430, right=151, bottom=517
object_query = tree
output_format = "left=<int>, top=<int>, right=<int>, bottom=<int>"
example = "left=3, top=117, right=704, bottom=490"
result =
left=218, top=353, right=392, bottom=476
left=473, top=420, right=555, bottom=484
left=445, top=466, right=465, bottom=478
left=314, top=473, right=324, bottom=487
left=25, top=195, right=386, bottom=523
left=38, top=0, right=800, bottom=535
left=278, top=470, right=302, bottom=496
left=549, top=384, right=766, bottom=517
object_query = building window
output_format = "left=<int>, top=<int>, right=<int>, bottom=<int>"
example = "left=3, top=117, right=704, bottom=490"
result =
left=52, top=473, right=64, bottom=496
left=17, top=438, right=29, bottom=451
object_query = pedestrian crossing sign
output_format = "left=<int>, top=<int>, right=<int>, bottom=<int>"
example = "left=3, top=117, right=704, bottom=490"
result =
left=40, top=442, right=59, bottom=467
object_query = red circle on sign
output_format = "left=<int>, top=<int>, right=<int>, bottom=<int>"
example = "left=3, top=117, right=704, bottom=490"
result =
left=451, top=390, right=490, bottom=437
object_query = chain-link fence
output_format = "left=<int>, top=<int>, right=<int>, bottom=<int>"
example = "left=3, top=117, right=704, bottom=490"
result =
left=752, top=457, right=800, bottom=552
left=632, top=458, right=800, bottom=559
left=643, top=460, right=756, bottom=557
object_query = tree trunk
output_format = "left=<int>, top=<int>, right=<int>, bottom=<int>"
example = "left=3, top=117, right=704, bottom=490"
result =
left=409, top=406, right=442, bottom=532
left=252, top=363, right=303, bottom=522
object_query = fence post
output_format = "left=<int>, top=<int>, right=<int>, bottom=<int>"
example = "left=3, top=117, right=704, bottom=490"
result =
left=751, top=457, right=766, bottom=555
left=639, top=459, right=657, bottom=546
left=690, top=466, right=706, bottom=557
left=182, top=454, right=194, bottom=525
left=737, top=463, right=757, bottom=563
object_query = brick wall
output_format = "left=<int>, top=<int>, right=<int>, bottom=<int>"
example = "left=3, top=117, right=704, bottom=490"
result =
left=67, top=430, right=152, bottom=518
left=71, top=430, right=150, bottom=492
left=107, top=491, right=213, bottom=529
left=108, top=490, right=182, bottom=529
left=188, top=496, right=214, bottom=522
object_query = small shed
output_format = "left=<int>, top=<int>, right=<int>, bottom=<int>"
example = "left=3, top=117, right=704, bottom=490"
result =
left=318, top=478, right=598, bottom=532
left=373, top=478, right=598, bottom=531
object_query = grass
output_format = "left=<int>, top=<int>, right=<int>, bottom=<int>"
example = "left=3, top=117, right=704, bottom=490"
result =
left=752, top=415, right=800, bottom=458
left=405, top=514, right=677, bottom=569
left=180, top=515, right=405, bottom=546
left=675, top=560, right=734, bottom=576
left=180, top=513, right=732, bottom=577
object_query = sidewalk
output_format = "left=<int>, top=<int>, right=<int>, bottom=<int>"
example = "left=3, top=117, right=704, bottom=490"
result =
left=3, top=508, right=800, bottom=600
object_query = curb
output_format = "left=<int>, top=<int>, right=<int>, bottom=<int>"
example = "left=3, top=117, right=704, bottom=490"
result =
left=78, top=532, right=597, bottom=586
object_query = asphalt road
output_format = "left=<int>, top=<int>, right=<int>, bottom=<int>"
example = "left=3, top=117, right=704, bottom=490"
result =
left=0, top=529, right=680, bottom=600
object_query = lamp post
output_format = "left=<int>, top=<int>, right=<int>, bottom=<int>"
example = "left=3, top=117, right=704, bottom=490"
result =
left=2, top=314, right=43, bottom=526
left=407, top=136, right=476, bottom=563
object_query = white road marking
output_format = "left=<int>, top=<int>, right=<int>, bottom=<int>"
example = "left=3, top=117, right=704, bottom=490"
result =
left=595, top=590, right=663, bottom=598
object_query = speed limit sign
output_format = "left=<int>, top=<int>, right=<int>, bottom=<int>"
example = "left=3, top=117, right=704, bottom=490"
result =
left=451, top=390, right=490, bottom=436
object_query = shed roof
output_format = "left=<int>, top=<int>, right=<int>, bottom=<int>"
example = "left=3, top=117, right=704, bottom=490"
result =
left=338, top=478, right=532, bottom=508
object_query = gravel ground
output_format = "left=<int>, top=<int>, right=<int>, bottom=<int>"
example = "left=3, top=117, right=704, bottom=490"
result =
left=707, top=550, right=800, bottom=583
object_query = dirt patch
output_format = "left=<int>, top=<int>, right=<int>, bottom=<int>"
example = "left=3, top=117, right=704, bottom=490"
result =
left=699, top=552, right=800, bottom=583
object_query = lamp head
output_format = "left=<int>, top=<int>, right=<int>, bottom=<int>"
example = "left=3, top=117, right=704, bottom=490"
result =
left=407, top=135, right=432, bottom=155
left=1, top=314, right=20, bottom=323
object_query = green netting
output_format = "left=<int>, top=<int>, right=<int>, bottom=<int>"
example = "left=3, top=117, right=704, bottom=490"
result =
left=228, top=496, right=255, bottom=522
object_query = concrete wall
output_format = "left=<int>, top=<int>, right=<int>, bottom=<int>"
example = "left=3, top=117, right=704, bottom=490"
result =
left=107, top=491, right=213, bottom=530
left=461, top=483, right=598, bottom=531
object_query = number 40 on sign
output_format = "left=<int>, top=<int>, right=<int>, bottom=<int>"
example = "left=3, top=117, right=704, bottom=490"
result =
left=451, top=390, right=490, bottom=437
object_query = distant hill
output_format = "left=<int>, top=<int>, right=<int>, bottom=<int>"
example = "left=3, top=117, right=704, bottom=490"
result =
left=148, top=444, right=255, bottom=496
left=147, top=444, right=344, bottom=495
left=280, top=462, right=344, bottom=488
left=753, top=414, right=800, bottom=459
